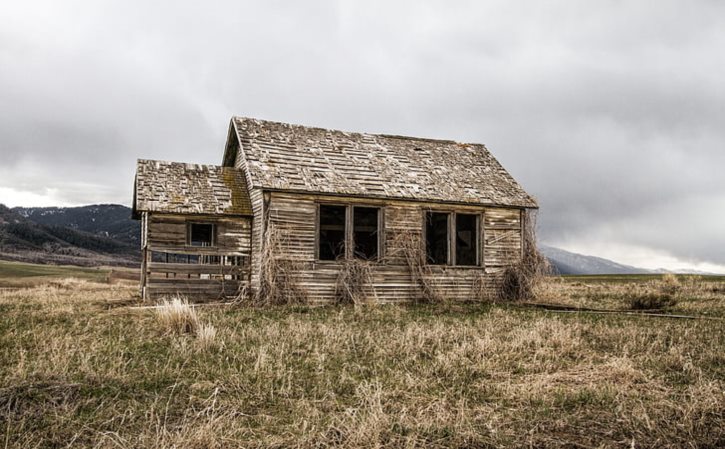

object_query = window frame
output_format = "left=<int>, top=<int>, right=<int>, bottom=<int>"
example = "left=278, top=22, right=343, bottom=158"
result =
left=317, top=203, right=349, bottom=261
left=422, top=209, right=483, bottom=267
left=424, top=210, right=451, bottom=265
left=453, top=212, right=481, bottom=267
left=315, top=202, right=384, bottom=262
left=186, top=221, right=216, bottom=247
left=352, top=205, right=382, bottom=261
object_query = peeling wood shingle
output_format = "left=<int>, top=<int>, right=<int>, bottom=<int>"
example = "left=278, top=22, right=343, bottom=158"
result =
left=134, top=160, right=252, bottom=216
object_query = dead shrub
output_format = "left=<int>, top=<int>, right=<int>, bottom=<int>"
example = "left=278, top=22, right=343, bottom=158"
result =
left=471, top=273, right=495, bottom=303
left=627, top=292, right=678, bottom=310
left=660, top=273, right=682, bottom=294
left=387, top=230, right=444, bottom=303
left=255, top=223, right=308, bottom=306
left=335, top=258, right=377, bottom=305
left=156, top=296, right=200, bottom=334
left=498, top=210, right=550, bottom=301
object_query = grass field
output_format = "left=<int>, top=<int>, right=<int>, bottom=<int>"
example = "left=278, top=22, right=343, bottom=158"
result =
left=0, top=267, right=723, bottom=448
left=0, top=260, right=111, bottom=287
left=0, top=260, right=138, bottom=288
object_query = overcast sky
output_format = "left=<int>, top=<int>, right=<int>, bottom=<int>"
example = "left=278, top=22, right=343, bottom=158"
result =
left=1, top=1, right=723, bottom=272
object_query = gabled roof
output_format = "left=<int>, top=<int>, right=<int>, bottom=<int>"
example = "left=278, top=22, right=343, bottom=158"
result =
left=224, top=117, right=537, bottom=208
left=133, top=159, right=252, bottom=218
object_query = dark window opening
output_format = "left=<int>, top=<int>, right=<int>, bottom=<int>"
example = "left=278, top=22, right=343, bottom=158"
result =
left=189, top=223, right=215, bottom=247
left=353, top=207, right=379, bottom=260
left=426, top=212, right=449, bottom=265
left=319, top=205, right=346, bottom=260
left=455, top=214, right=478, bottom=266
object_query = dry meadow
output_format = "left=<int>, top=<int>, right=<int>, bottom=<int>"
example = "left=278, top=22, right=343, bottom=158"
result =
left=0, top=271, right=723, bottom=448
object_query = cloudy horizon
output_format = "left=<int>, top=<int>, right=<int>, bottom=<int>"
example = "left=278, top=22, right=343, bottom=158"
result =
left=1, top=1, right=723, bottom=272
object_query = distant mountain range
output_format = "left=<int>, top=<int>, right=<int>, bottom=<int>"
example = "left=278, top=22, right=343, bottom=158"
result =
left=540, top=245, right=650, bottom=275
left=540, top=245, right=715, bottom=275
left=0, top=203, right=709, bottom=274
left=0, top=204, right=139, bottom=267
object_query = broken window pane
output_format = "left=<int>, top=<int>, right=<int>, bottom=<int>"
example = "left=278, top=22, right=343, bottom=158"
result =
left=189, top=223, right=215, bottom=247
left=353, top=207, right=379, bottom=260
left=426, top=212, right=449, bottom=265
left=319, top=205, right=346, bottom=260
left=455, top=213, right=478, bottom=265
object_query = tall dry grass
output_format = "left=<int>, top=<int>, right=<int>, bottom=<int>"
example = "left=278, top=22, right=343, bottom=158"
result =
left=0, top=276, right=723, bottom=448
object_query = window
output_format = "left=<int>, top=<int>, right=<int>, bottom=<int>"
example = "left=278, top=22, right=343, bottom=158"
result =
left=426, top=212, right=449, bottom=264
left=318, top=204, right=381, bottom=261
left=353, top=207, right=379, bottom=260
left=455, top=213, right=478, bottom=265
left=319, top=205, right=346, bottom=260
left=425, top=211, right=481, bottom=266
left=188, top=223, right=215, bottom=247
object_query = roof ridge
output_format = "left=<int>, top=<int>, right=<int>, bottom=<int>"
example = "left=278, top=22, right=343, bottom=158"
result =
left=137, top=159, right=241, bottom=170
left=232, top=116, right=478, bottom=146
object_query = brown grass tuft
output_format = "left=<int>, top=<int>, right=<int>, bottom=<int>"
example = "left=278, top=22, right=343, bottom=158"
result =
left=194, top=322, right=220, bottom=351
left=156, top=296, right=200, bottom=334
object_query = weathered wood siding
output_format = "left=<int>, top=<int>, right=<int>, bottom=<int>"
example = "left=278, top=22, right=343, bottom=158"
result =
left=248, top=188, right=264, bottom=293
left=142, top=213, right=252, bottom=300
left=484, top=208, right=522, bottom=270
left=264, top=191, right=523, bottom=304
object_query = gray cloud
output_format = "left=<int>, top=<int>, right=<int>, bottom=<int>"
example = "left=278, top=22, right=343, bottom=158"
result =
left=1, top=0, right=724, bottom=268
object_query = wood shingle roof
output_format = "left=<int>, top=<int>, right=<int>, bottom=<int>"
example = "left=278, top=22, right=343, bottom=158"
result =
left=133, top=160, right=252, bottom=217
left=227, top=117, right=537, bottom=208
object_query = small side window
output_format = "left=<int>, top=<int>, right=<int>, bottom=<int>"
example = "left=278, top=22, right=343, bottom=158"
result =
left=319, top=205, right=347, bottom=260
left=189, top=223, right=215, bottom=247
left=425, top=212, right=449, bottom=265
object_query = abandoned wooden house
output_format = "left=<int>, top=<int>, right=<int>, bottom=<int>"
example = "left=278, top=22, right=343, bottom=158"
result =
left=132, top=117, right=537, bottom=302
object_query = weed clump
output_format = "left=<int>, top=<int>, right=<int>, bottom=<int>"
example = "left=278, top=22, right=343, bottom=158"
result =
left=156, top=296, right=200, bottom=334
left=195, top=322, right=219, bottom=351
left=660, top=273, right=681, bottom=294
left=627, top=292, right=678, bottom=310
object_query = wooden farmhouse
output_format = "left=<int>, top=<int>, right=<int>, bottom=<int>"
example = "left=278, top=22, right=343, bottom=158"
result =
left=132, top=117, right=537, bottom=303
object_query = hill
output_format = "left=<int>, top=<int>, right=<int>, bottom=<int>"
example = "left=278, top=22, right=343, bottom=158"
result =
left=13, top=204, right=139, bottom=246
left=0, top=204, right=139, bottom=267
left=540, top=245, right=650, bottom=275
